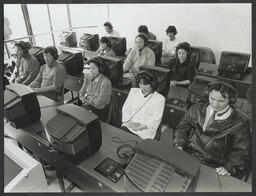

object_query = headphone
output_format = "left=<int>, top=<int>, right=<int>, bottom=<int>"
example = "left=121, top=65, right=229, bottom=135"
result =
left=136, top=34, right=148, bottom=47
left=117, top=144, right=135, bottom=167
left=136, top=71, right=158, bottom=92
left=88, top=56, right=110, bottom=77
left=205, top=80, right=238, bottom=105
left=44, top=46, right=59, bottom=60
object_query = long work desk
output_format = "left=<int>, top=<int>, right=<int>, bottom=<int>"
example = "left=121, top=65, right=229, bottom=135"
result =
left=4, top=96, right=251, bottom=192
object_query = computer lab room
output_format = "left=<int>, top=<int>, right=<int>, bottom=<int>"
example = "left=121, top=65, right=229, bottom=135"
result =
left=3, top=3, right=252, bottom=193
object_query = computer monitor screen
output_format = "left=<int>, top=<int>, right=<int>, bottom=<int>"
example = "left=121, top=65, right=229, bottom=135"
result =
left=99, top=56, right=123, bottom=86
left=79, top=33, right=99, bottom=51
left=29, top=46, right=45, bottom=66
left=104, top=36, right=126, bottom=57
left=4, top=83, right=41, bottom=129
left=58, top=48, right=84, bottom=76
left=218, top=51, right=250, bottom=80
left=4, top=139, right=48, bottom=192
left=139, top=65, right=171, bottom=97
left=59, top=31, right=77, bottom=47
left=147, top=40, right=162, bottom=65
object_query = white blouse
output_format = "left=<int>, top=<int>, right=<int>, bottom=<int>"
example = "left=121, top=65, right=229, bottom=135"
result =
left=122, top=88, right=165, bottom=139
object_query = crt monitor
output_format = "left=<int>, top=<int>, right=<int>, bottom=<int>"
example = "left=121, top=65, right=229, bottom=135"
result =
left=191, top=46, right=216, bottom=69
left=4, top=139, right=48, bottom=192
left=58, top=48, right=84, bottom=76
left=187, top=75, right=217, bottom=104
left=59, top=31, right=77, bottom=47
left=79, top=33, right=100, bottom=51
left=103, top=36, right=127, bottom=57
left=139, top=65, right=171, bottom=97
left=97, top=56, right=123, bottom=86
left=4, top=83, right=41, bottom=129
left=45, top=104, right=102, bottom=164
left=147, top=40, right=163, bottom=65
left=29, top=46, right=45, bottom=66
left=218, top=51, right=251, bottom=80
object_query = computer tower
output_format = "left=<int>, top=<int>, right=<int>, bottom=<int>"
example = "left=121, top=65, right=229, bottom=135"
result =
left=79, top=33, right=99, bottom=51
left=105, top=36, right=126, bottom=57
left=147, top=40, right=163, bottom=65
left=29, top=46, right=45, bottom=66
left=59, top=31, right=77, bottom=47
left=218, top=51, right=250, bottom=80
left=58, top=49, right=84, bottom=76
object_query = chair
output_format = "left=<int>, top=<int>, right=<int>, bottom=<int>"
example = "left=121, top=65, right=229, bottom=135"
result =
left=63, top=75, right=84, bottom=104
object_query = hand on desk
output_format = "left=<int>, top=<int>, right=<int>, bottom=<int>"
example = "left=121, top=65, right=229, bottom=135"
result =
left=215, top=167, right=231, bottom=176
left=127, top=121, right=147, bottom=131
left=170, top=80, right=178, bottom=86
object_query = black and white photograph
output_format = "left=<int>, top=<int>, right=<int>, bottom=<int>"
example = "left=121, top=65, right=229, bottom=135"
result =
left=3, top=2, right=253, bottom=193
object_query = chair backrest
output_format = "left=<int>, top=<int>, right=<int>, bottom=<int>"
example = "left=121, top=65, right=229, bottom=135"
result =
left=64, top=75, right=84, bottom=92
left=58, top=84, right=65, bottom=104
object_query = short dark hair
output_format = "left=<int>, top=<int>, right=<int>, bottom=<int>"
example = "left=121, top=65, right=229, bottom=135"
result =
left=15, top=41, right=31, bottom=54
left=87, top=56, right=110, bottom=77
left=100, top=37, right=112, bottom=48
left=104, top=22, right=113, bottom=29
left=166, top=25, right=177, bottom=35
left=43, top=46, right=59, bottom=60
left=207, top=81, right=238, bottom=104
left=138, top=25, right=149, bottom=35
left=176, top=42, right=191, bottom=54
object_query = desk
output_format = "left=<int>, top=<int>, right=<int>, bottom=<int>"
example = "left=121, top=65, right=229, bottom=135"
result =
left=4, top=105, right=251, bottom=192
left=55, top=121, right=251, bottom=192
left=37, top=95, right=60, bottom=108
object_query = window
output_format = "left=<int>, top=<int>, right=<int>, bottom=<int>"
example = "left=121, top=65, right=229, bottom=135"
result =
left=4, top=4, right=28, bottom=40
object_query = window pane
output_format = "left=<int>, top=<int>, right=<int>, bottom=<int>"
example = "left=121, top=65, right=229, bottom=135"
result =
left=48, top=4, right=69, bottom=31
left=27, top=4, right=51, bottom=34
left=34, top=34, right=54, bottom=47
left=4, top=4, right=28, bottom=40
left=69, top=4, right=102, bottom=28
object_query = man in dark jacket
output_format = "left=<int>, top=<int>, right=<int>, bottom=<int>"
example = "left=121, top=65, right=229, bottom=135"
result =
left=174, top=80, right=250, bottom=179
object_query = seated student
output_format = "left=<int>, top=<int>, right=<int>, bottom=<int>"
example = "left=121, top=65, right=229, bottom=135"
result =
left=122, top=71, right=165, bottom=139
left=174, top=81, right=251, bottom=179
left=30, top=46, right=66, bottom=101
left=104, top=22, right=120, bottom=37
left=9, top=41, right=40, bottom=85
left=138, top=25, right=157, bottom=40
left=94, top=37, right=116, bottom=57
left=168, top=42, right=196, bottom=88
left=123, top=34, right=155, bottom=79
left=79, top=57, right=112, bottom=122
left=162, top=25, right=178, bottom=58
